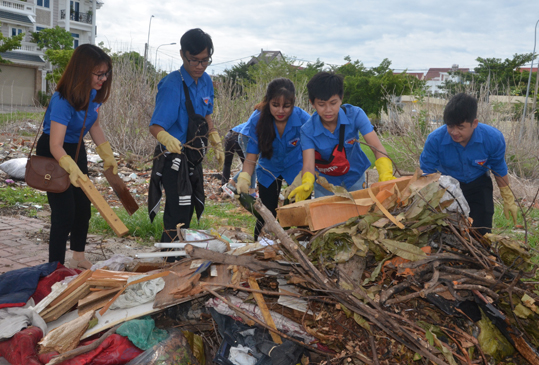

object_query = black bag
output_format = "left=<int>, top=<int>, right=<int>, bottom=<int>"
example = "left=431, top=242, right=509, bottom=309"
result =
left=181, top=80, right=208, bottom=168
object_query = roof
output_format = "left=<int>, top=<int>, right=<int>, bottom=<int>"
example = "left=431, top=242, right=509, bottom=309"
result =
left=0, top=52, right=45, bottom=64
left=0, top=10, right=33, bottom=24
left=424, top=67, right=470, bottom=80
left=517, top=67, right=538, bottom=73
left=247, top=50, right=283, bottom=66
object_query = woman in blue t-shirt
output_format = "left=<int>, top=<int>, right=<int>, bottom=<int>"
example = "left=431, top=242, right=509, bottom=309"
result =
left=36, top=44, right=117, bottom=269
left=236, top=78, right=310, bottom=239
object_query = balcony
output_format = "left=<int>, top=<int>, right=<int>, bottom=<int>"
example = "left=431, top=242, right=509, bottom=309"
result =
left=60, top=9, right=92, bottom=24
left=16, top=41, right=39, bottom=53
left=0, top=0, right=35, bottom=15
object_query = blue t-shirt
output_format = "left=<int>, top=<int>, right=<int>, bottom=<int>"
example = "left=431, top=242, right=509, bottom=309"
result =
left=420, top=123, right=508, bottom=183
left=232, top=121, right=249, bottom=134
left=300, top=104, right=374, bottom=188
left=245, top=106, right=310, bottom=188
left=149, top=66, right=214, bottom=144
left=43, top=89, right=101, bottom=143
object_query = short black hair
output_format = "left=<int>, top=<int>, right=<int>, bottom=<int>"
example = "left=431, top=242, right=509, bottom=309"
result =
left=307, top=72, right=344, bottom=103
left=180, top=28, right=213, bottom=57
left=443, top=93, right=478, bottom=126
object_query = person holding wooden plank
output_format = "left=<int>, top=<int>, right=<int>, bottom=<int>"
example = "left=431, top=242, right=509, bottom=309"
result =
left=148, top=28, right=224, bottom=245
left=290, top=72, right=396, bottom=202
left=36, top=44, right=117, bottom=269
left=420, top=93, right=518, bottom=235
left=236, top=78, right=311, bottom=240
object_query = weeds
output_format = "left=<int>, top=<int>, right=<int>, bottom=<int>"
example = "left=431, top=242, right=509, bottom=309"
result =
left=89, top=200, right=256, bottom=242
left=0, top=186, right=48, bottom=207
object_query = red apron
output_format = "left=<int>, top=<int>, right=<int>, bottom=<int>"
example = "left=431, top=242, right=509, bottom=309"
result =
left=314, top=125, right=350, bottom=176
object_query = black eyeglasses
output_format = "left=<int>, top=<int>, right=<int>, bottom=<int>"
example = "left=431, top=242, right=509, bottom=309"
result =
left=93, top=70, right=112, bottom=81
left=185, top=58, right=212, bottom=67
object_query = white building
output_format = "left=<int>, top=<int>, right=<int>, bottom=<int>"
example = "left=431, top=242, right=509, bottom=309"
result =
left=0, top=0, right=102, bottom=106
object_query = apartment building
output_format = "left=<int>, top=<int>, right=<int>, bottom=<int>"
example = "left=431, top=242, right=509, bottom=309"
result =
left=0, top=0, right=101, bottom=106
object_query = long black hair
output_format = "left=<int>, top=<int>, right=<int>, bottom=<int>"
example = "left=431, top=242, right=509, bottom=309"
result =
left=255, top=78, right=295, bottom=159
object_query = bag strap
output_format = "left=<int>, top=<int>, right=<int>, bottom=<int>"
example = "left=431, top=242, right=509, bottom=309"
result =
left=337, top=105, right=347, bottom=151
left=179, top=72, right=197, bottom=118
left=27, top=102, right=89, bottom=163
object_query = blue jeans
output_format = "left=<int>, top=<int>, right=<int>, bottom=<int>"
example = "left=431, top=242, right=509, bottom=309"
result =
left=232, top=134, right=256, bottom=188
left=314, top=173, right=366, bottom=198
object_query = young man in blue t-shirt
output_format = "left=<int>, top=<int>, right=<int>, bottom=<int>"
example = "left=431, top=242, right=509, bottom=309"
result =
left=420, top=93, right=518, bottom=235
left=148, top=28, right=224, bottom=244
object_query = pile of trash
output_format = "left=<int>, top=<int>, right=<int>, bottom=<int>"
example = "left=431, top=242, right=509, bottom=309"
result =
left=1, top=171, right=538, bottom=365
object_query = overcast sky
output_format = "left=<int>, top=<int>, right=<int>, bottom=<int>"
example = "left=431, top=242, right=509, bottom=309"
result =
left=95, top=1, right=539, bottom=75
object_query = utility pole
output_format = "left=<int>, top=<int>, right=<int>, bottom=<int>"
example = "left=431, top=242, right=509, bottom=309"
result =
left=518, top=19, right=539, bottom=142
left=142, top=15, right=154, bottom=79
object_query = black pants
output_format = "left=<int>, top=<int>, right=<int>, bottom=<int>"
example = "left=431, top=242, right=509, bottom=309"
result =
left=255, top=177, right=283, bottom=240
left=460, top=173, right=494, bottom=236
left=222, top=130, right=245, bottom=185
left=36, top=133, right=90, bottom=264
left=160, top=157, right=202, bottom=242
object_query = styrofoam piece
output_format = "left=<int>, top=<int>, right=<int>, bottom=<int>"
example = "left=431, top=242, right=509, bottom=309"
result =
left=154, top=242, right=244, bottom=249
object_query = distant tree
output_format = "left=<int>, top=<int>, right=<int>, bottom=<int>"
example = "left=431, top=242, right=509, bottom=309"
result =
left=31, top=26, right=73, bottom=50
left=337, top=58, right=425, bottom=118
left=296, top=58, right=325, bottom=79
left=44, top=49, right=75, bottom=83
left=441, top=53, right=536, bottom=95
left=0, top=23, right=24, bottom=66
left=222, top=61, right=252, bottom=84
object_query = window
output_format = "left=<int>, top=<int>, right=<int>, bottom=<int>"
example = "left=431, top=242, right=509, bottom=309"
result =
left=11, top=28, right=23, bottom=37
left=37, top=0, right=50, bottom=8
left=71, top=33, right=79, bottom=48
left=36, top=26, right=45, bottom=32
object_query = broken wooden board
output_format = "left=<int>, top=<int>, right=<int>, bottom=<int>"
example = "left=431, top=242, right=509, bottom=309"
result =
left=277, top=176, right=414, bottom=230
left=248, top=277, right=282, bottom=344
left=103, top=167, right=139, bottom=215
left=153, top=260, right=232, bottom=309
left=77, top=177, right=129, bottom=237
left=39, top=310, right=95, bottom=354
left=41, top=283, right=91, bottom=322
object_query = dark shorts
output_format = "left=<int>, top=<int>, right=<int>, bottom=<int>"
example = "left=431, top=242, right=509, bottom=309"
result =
left=459, top=173, right=494, bottom=235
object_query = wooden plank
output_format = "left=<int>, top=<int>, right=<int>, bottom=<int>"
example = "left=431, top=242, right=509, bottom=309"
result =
left=248, top=277, right=282, bottom=344
left=153, top=261, right=232, bottom=309
left=78, top=293, right=117, bottom=316
left=42, top=283, right=91, bottom=322
left=77, top=178, right=129, bottom=237
left=47, top=270, right=92, bottom=309
left=103, top=167, right=139, bottom=215
left=99, top=271, right=170, bottom=316
left=78, top=287, right=121, bottom=307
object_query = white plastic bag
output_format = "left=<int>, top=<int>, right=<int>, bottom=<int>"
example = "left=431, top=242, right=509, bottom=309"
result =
left=439, top=175, right=470, bottom=217
left=0, top=158, right=27, bottom=180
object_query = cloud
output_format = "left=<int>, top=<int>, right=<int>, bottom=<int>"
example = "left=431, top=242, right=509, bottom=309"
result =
left=96, top=0, right=539, bottom=73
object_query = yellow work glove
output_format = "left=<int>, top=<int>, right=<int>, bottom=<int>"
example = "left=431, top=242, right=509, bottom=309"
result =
left=236, top=172, right=251, bottom=195
left=288, top=172, right=314, bottom=203
left=58, top=155, right=88, bottom=188
left=209, top=130, right=225, bottom=169
left=375, top=157, right=397, bottom=182
left=96, top=141, right=118, bottom=175
left=282, top=172, right=303, bottom=202
left=500, top=185, right=518, bottom=224
left=156, top=130, right=183, bottom=154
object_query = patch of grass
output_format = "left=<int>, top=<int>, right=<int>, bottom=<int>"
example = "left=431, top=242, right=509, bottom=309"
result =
left=0, top=186, right=48, bottom=207
left=0, top=111, right=44, bottom=126
left=493, top=204, right=539, bottom=249
left=360, top=137, right=411, bottom=171
left=89, top=200, right=256, bottom=243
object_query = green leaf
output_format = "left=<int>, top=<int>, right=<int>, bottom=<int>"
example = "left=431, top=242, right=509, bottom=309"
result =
left=380, top=239, right=427, bottom=261
left=514, top=303, right=534, bottom=318
left=425, top=329, right=434, bottom=346
left=353, top=313, right=372, bottom=334
left=413, top=353, right=422, bottom=361
left=362, top=257, right=389, bottom=285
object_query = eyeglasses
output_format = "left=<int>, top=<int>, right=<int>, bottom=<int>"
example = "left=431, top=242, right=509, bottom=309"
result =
left=93, top=70, right=112, bottom=81
left=185, top=58, right=212, bottom=67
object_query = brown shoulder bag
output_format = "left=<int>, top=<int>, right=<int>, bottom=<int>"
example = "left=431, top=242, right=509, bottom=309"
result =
left=25, top=107, right=88, bottom=193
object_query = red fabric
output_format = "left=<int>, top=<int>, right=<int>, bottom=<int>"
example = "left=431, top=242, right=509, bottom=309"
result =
left=32, top=265, right=81, bottom=305
left=315, top=144, right=350, bottom=176
left=0, top=326, right=43, bottom=365
left=39, top=334, right=143, bottom=365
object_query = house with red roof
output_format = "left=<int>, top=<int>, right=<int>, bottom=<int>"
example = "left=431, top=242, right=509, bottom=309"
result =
left=424, top=65, right=470, bottom=94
